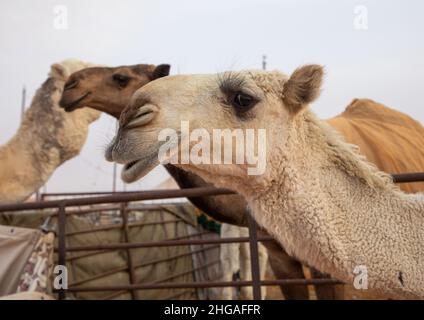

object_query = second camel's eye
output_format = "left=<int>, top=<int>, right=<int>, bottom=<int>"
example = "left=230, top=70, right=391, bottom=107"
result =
left=113, top=74, right=130, bottom=88
left=231, top=92, right=256, bottom=110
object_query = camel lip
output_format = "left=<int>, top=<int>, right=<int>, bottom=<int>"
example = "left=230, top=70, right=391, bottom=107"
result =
left=124, top=159, right=141, bottom=170
left=121, top=152, right=159, bottom=183
left=121, top=159, right=146, bottom=183
left=62, top=92, right=90, bottom=112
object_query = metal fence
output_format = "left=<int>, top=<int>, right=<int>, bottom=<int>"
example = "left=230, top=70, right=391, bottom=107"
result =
left=0, top=172, right=423, bottom=300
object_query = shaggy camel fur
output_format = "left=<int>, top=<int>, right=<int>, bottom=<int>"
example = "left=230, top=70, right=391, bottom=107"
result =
left=107, top=66, right=424, bottom=298
left=0, top=60, right=100, bottom=203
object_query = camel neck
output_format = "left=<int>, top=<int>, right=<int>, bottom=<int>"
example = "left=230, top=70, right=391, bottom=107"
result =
left=247, top=110, right=424, bottom=298
left=0, top=77, right=65, bottom=203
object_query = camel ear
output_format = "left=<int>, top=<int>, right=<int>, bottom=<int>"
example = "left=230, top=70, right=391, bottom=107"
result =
left=50, top=63, right=67, bottom=79
left=282, top=64, right=324, bottom=114
left=152, top=64, right=171, bottom=79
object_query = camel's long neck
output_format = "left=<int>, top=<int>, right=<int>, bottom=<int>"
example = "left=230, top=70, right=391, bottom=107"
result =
left=0, top=77, right=69, bottom=203
left=249, top=111, right=424, bottom=298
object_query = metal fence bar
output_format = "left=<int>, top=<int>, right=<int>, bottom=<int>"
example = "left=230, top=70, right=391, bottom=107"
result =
left=246, top=210, right=262, bottom=300
left=0, top=187, right=235, bottom=212
left=57, top=231, right=215, bottom=252
left=54, top=235, right=274, bottom=252
left=45, top=203, right=184, bottom=217
left=57, top=201, right=67, bottom=300
left=121, top=203, right=137, bottom=300
left=70, top=265, right=129, bottom=288
left=49, top=204, right=197, bottom=218
left=39, top=171, right=424, bottom=197
left=45, top=206, right=121, bottom=217
left=42, top=191, right=145, bottom=198
left=66, top=218, right=182, bottom=236
left=1, top=172, right=423, bottom=213
left=65, top=250, right=110, bottom=262
left=392, top=172, right=424, bottom=183
left=133, top=244, right=219, bottom=271
left=94, top=260, right=220, bottom=300
left=64, top=233, right=213, bottom=265
left=152, top=259, right=220, bottom=284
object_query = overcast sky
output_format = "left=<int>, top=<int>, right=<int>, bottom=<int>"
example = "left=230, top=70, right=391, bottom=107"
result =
left=1, top=0, right=423, bottom=193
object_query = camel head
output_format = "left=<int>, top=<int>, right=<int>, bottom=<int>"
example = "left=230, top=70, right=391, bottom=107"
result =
left=106, top=65, right=324, bottom=184
left=59, top=64, right=170, bottom=118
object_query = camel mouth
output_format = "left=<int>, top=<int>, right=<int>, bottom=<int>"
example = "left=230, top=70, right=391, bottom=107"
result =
left=121, top=151, right=159, bottom=183
left=125, top=159, right=140, bottom=170
left=61, top=92, right=90, bottom=112
left=121, top=158, right=154, bottom=183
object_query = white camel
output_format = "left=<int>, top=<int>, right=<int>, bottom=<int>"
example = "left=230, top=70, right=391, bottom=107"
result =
left=106, top=65, right=424, bottom=299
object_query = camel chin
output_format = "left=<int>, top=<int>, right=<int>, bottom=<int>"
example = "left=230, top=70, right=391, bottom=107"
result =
left=121, top=151, right=159, bottom=183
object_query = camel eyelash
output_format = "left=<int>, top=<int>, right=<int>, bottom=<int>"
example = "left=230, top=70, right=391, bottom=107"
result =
left=218, top=72, right=247, bottom=93
left=217, top=72, right=259, bottom=103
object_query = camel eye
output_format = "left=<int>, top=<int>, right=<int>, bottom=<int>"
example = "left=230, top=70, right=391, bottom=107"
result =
left=113, top=74, right=130, bottom=88
left=231, top=92, right=256, bottom=110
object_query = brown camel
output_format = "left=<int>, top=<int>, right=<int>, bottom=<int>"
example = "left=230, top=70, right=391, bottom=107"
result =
left=106, top=67, right=424, bottom=298
left=60, top=64, right=170, bottom=118
left=60, top=65, right=424, bottom=299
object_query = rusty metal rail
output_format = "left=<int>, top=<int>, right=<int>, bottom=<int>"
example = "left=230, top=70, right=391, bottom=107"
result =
left=66, top=218, right=182, bottom=236
left=392, top=172, right=424, bottom=183
left=63, top=232, right=213, bottom=262
left=54, top=235, right=274, bottom=252
left=0, top=171, right=423, bottom=301
left=0, top=187, right=234, bottom=211
left=1, top=172, right=421, bottom=213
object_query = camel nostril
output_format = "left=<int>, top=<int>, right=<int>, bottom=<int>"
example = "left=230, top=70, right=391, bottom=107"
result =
left=64, top=79, right=78, bottom=91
